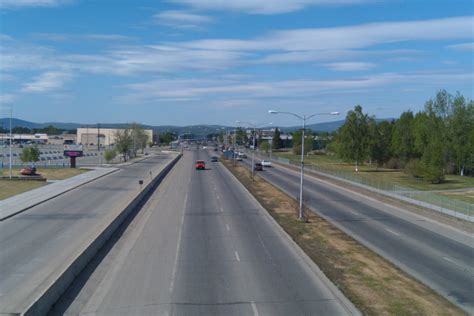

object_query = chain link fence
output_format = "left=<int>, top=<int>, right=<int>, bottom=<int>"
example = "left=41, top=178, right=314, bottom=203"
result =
left=255, top=151, right=473, bottom=221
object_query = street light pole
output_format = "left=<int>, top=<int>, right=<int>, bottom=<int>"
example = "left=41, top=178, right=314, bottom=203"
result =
left=269, top=110, right=339, bottom=220
left=299, top=116, right=306, bottom=219
left=236, top=121, right=273, bottom=180
left=9, top=107, right=12, bottom=179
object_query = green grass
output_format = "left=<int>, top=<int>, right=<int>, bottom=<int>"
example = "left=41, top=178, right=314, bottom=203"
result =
left=0, top=168, right=88, bottom=200
left=273, top=151, right=474, bottom=192
left=1, top=168, right=87, bottom=180
left=0, top=180, right=46, bottom=200
left=438, top=191, right=474, bottom=204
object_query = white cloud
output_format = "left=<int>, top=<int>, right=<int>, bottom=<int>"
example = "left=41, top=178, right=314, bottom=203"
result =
left=447, top=42, right=474, bottom=51
left=22, top=71, right=72, bottom=93
left=325, top=62, right=376, bottom=71
left=0, top=0, right=70, bottom=8
left=154, top=10, right=213, bottom=28
left=169, top=0, right=369, bottom=15
left=0, top=94, right=15, bottom=104
left=177, top=16, right=473, bottom=52
left=120, top=72, right=473, bottom=103
left=65, top=46, right=247, bottom=75
left=31, top=33, right=134, bottom=42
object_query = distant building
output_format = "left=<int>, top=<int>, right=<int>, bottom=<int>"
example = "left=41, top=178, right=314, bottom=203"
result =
left=48, top=134, right=77, bottom=145
left=76, top=128, right=153, bottom=146
left=0, top=133, right=48, bottom=144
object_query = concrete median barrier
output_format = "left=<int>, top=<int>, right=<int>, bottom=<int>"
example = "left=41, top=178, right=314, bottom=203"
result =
left=21, top=153, right=182, bottom=315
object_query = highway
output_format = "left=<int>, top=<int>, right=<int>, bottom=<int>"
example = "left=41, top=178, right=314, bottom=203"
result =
left=0, top=153, right=176, bottom=314
left=238, top=156, right=474, bottom=312
left=50, top=149, right=356, bottom=315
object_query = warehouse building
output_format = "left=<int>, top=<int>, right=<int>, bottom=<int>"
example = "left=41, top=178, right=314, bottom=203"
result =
left=76, top=128, right=153, bottom=146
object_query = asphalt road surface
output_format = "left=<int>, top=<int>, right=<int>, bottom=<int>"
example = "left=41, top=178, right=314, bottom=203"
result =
left=50, top=149, right=355, bottom=316
left=238, top=156, right=474, bottom=313
left=0, top=153, right=175, bottom=314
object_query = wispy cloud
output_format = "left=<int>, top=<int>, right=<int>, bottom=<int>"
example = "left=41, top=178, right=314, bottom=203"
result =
left=31, top=33, right=135, bottom=42
left=177, top=16, right=474, bottom=51
left=0, top=0, right=71, bottom=8
left=22, top=71, right=72, bottom=93
left=0, top=94, right=15, bottom=104
left=120, top=71, right=474, bottom=103
left=169, top=0, right=369, bottom=15
left=325, top=62, right=376, bottom=71
left=154, top=10, right=213, bottom=29
left=447, top=42, right=474, bottom=51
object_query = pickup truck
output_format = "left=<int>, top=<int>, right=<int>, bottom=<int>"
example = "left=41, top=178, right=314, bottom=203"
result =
left=195, top=160, right=206, bottom=170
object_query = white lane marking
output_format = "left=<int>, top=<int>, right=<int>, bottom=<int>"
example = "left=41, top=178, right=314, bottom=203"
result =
left=216, top=195, right=220, bottom=200
left=251, top=302, right=259, bottom=316
left=220, top=207, right=224, bottom=213
left=442, top=256, right=461, bottom=267
left=169, top=191, right=188, bottom=293
left=235, top=251, right=240, bottom=262
left=385, top=228, right=400, bottom=236
left=226, top=224, right=230, bottom=231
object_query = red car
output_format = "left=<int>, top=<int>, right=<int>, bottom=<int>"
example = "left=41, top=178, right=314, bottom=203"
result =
left=195, top=160, right=206, bottom=170
left=20, top=167, right=37, bottom=176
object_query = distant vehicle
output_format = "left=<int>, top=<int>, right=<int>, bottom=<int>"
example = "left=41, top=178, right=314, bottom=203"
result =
left=261, top=160, right=272, bottom=167
left=20, top=167, right=37, bottom=176
left=239, top=153, right=247, bottom=158
left=195, top=160, right=206, bottom=170
left=203, top=146, right=207, bottom=149
left=213, top=147, right=218, bottom=151
left=211, top=156, right=218, bottom=162
left=236, top=156, right=243, bottom=161
left=254, top=163, right=263, bottom=171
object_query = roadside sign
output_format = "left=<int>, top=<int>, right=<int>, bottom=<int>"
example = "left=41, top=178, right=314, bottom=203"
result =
left=64, top=144, right=84, bottom=157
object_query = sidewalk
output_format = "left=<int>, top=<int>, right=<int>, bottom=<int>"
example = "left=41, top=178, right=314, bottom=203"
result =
left=0, top=167, right=119, bottom=221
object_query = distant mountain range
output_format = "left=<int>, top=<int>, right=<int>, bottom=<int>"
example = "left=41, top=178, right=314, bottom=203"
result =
left=0, top=118, right=394, bottom=135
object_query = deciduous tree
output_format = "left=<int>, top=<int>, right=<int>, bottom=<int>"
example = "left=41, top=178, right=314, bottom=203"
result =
left=336, top=105, right=370, bottom=172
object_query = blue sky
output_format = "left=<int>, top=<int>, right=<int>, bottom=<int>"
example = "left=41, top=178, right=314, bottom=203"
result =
left=0, top=0, right=473, bottom=126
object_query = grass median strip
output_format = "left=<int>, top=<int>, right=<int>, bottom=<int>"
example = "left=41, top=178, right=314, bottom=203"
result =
left=221, top=159, right=465, bottom=316
left=0, top=168, right=88, bottom=200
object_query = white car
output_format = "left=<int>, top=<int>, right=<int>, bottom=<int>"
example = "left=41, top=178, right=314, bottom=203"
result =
left=261, top=160, right=272, bottom=167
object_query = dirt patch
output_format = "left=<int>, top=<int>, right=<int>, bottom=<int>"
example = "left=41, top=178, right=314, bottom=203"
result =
left=222, top=160, right=466, bottom=316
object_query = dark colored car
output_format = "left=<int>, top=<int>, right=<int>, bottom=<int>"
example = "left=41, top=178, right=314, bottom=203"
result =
left=254, top=163, right=263, bottom=171
left=211, top=156, right=218, bottom=162
left=195, top=160, right=206, bottom=170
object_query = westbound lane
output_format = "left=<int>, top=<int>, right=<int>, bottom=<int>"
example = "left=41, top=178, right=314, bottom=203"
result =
left=238, top=156, right=474, bottom=312
left=0, top=153, right=177, bottom=314
left=51, top=149, right=356, bottom=315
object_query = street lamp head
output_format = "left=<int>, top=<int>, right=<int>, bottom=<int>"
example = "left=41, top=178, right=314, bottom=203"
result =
left=330, top=111, right=340, bottom=115
left=268, top=110, right=278, bottom=114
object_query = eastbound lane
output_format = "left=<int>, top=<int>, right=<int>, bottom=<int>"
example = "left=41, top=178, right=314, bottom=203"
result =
left=238, top=156, right=474, bottom=312
left=51, top=149, right=356, bottom=315
left=0, top=153, right=176, bottom=314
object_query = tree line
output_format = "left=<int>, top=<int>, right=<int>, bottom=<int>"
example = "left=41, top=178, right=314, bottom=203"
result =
left=331, top=90, right=473, bottom=183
